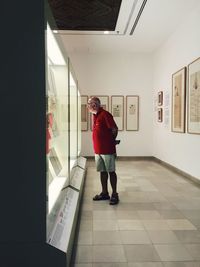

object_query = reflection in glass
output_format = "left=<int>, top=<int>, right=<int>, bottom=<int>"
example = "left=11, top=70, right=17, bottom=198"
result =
left=46, top=23, right=69, bottom=213
left=69, top=69, right=78, bottom=170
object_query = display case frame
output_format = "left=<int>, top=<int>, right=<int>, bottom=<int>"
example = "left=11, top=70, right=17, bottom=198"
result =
left=81, top=95, right=88, bottom=131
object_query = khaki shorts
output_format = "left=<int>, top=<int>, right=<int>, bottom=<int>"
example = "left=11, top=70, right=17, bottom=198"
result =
left=95, top=154, right=116, bottom=172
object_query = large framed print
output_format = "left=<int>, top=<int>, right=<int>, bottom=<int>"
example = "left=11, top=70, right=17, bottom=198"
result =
left=111, top=95, right=124, bottom=131
left=81, top=95, right=88, bottom=131
left=187, top=57, right=200, bottom=134
left=126, top=95, right=139, bottom=131
left=90, top=95, right=109, bottom=130
left=171, top=67, right=186, bottom=133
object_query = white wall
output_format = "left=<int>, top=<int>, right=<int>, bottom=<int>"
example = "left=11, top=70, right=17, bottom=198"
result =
left=152, top=3, right=200, bottom=179
left=69, top=53, right=154, bottom=157
left=62, top=2, right=200, bottom=180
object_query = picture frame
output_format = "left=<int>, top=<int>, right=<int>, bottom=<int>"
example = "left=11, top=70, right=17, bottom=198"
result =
left=49, top=148, right=62, bottom=176
left=158, top=108, right=163, bottom=122
left=126, top=95, right=139, bottom=131
left=158, top=91, right=163, bottom=106
left=90, top=95, right=109, bottom=131
left=111, top=95, right=124, bottom=131
left=171, top=67, right=186, bottom=133
left=81, top=95, right=88, bottom=131
left=187, top=57, right=200, bottom=134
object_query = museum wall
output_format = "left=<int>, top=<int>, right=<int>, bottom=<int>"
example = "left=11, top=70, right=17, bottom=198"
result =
left=68, top=53, right=154, bottom=157
left=152, top=2, right=200, bottom=180
left=61, top=2, right=200, bottom=180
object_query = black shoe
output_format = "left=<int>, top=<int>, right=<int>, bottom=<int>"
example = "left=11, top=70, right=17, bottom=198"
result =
left=109, top=193, right=119, bottom=205
left=93, top=192, right=110, bottom=201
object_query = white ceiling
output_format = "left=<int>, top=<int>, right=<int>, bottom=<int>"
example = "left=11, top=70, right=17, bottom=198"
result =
left=59, top=0, right=199, bottom=54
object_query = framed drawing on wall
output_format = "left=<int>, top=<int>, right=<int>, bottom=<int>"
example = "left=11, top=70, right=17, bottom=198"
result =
left=158, top=108, right=163, bottom=122
left=187, top=57, right=200, bottom=134
left=158, top=91, right=163, bottom=106
left=90, top=95, right=109, bottom=130
left=81, top=95, right=88, bottom=131
left=126, top=95, right=139, bottom=131
left=171, top=67, right=186, bottom=133
left=111, top=95, right=124, bottom=131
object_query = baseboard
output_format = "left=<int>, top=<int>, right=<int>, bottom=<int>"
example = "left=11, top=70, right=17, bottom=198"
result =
left=117, top=156, right=154, bottom=161
left=84, top=155, right=200, bottom=185
left=153, top=157, right=200, bottom=186
left=84, top=156, right=94, bottom=160
left=85, top=156, right=154, bottom=161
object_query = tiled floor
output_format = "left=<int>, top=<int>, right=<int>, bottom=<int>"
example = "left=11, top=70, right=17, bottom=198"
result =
left=72, top=159, right=200, bottom=267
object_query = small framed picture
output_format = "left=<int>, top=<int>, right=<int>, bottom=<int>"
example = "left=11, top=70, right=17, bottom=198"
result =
left=81, top=95, right=88, bottom=131
left=126, top=95, right=139, bottom=131
left=111, top=95, right=124, bottom=131
left=158, top=91, right=163, bottom=106
left=171, top=67, right=186, bottom=133
left=158, top=108, right=163, bottom=122
left=187, top=57, right=200, bottom=134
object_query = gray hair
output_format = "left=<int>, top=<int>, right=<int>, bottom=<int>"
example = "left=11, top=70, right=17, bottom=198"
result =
left=88, top=96, right=101, bottom=106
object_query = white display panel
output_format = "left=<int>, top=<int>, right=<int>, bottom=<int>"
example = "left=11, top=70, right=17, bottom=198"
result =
left=47, top=188, right=79, bottom=252
left=70, top=167, right=85, bottom=190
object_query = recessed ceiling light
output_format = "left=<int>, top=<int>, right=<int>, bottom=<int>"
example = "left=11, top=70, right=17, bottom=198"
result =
left=104, top=31, right=109, bottom=34
left=53, top=30, right=58, bottom=33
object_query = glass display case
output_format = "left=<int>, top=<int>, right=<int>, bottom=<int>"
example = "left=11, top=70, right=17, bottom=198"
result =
left=45, top=15, right=86, bottom=266
left=69, top=65, right=78, bottom=170
left=78, top=91, right=81, bottom=156
left=46, top=23, right=69, bottom=213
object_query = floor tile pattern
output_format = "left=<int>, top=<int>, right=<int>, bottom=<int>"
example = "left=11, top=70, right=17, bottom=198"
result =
left=72, top=159, right=200, bottom=266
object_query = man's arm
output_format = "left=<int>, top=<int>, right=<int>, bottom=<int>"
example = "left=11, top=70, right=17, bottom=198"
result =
left=111, top=127, right=118, bottom=140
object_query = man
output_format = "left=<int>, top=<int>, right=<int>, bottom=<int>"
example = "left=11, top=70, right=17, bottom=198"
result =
left=87, top=96, right=119, bottom=205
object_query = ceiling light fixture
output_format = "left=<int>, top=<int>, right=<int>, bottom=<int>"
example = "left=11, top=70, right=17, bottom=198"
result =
left=104, top=31, right=109, bottom=34
left=130, top=0, right=147, bottom=35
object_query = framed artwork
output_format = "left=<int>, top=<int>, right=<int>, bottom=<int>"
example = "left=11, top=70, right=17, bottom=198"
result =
left=158, top=91, right=163, bottom=106
left=47, top=66, right=57, bottom=95
left=49, top=148, right=62, bottom=176
left=81, top=95, right=88, bottom=131
left=126, top=95, right=139, bottom=131
left=111, top=95, right=124, bottom=131
left=171, top=67, right=186, bottom=133
left=90, top=95, right=109, bottom=130
left=158, top=108, right=163, bottom=122
left=187, top=57, right=200, bottom=134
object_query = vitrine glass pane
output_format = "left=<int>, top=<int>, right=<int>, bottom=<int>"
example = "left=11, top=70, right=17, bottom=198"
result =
left=78, top=91, right=81, bottom=156
left=46, top=23, right=69, bottom=213
left=69, top=67, right=78, bottom=170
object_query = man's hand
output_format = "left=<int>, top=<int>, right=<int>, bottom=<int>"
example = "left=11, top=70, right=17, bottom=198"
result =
left=115, top=140, right=120, bottom=145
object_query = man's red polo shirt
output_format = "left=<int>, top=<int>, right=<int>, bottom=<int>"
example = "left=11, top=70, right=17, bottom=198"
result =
left=92, top=108, right=117, bottom=154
